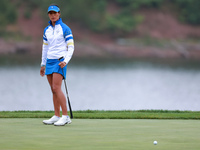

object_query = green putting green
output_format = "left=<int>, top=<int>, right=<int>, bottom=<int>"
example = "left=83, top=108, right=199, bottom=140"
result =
left=0, top=119, right=199, bottom=150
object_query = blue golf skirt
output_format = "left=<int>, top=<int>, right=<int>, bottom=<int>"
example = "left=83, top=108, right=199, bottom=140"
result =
left=45, top=58, right=67, bottom=79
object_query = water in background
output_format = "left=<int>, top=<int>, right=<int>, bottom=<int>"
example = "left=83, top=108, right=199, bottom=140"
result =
left=0, top=58, right=200, bottom=111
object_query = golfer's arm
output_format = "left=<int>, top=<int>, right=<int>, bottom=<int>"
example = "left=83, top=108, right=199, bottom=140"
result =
left=41, top=41, right=48, bottom=66
left=64, top=39, right=74, bottom=64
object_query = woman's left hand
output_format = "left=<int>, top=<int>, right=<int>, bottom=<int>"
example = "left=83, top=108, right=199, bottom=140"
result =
left=59, top=61, right=67, bottom=68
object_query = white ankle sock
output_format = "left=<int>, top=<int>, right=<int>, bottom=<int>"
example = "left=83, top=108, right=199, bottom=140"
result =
left=62, top=115, right=69, bottom=118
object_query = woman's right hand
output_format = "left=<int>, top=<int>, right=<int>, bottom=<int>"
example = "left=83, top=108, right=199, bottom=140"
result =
left=40, top=66, right=45, bottom=77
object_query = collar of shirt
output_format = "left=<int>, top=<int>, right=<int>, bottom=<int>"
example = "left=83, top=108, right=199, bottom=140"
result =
left=48, top=18, right=62, bottom=27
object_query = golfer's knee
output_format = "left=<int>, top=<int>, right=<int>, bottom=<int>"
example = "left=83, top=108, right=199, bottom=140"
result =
left=52, top=85, right=60, bottom=94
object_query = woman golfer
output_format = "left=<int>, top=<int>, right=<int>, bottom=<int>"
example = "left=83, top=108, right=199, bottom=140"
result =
left=40, top=4, right=74, bottom=126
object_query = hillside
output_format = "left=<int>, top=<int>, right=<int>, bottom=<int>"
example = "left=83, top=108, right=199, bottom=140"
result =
left=1, top=3, right=200, bottom=60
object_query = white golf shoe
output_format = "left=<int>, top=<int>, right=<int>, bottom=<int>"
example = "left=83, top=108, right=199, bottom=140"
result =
left=43, top=115, right=60, bottom=125
left=54, top=115, right=72, bottom=126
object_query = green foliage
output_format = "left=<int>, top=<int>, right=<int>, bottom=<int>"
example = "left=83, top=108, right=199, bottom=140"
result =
left=174, top=0, right=200, bottom=25
left=105, top=10, right=144, bottom=36
left=24, top=8, right=32, bottom=19
left=0, top=0, right=17, bottom=26
left=115, top=0, right=164, bottom=9
left=2, top=0, right=200, bottom=38
left=57, top=0, right=143, bottom=36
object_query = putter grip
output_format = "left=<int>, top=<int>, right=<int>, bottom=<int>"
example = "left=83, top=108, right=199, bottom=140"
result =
left=58, top=56, right=64, bottom=61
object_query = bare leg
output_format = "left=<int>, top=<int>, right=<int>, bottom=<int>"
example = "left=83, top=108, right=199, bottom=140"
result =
left=47, top=73, right=68, bottom=116
left=47, top=74, right=61, bottom=117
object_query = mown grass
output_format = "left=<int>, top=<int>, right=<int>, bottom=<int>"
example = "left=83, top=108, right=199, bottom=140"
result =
left=0, top=119, right=200, bottom=150
left=0, top=110, right=200, bottom=119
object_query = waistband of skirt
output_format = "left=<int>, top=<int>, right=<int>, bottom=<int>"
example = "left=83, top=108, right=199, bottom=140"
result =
left=47, top=58, right=64, bottom=63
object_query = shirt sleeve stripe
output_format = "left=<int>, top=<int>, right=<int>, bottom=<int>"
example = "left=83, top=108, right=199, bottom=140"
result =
left=67, top=42, right=74, bottom=46
left=43, top=37, right=47, bottom=41
left=65, top=36, right=73, bottom=41
left=65, top=34, right=73, bottom=39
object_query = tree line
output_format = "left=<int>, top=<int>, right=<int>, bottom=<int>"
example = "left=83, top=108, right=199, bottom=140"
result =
left=1, top=0, right=200, bottom=37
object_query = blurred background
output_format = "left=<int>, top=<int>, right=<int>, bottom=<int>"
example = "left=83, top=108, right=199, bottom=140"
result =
left=1, top=0, right=200, bottom=111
